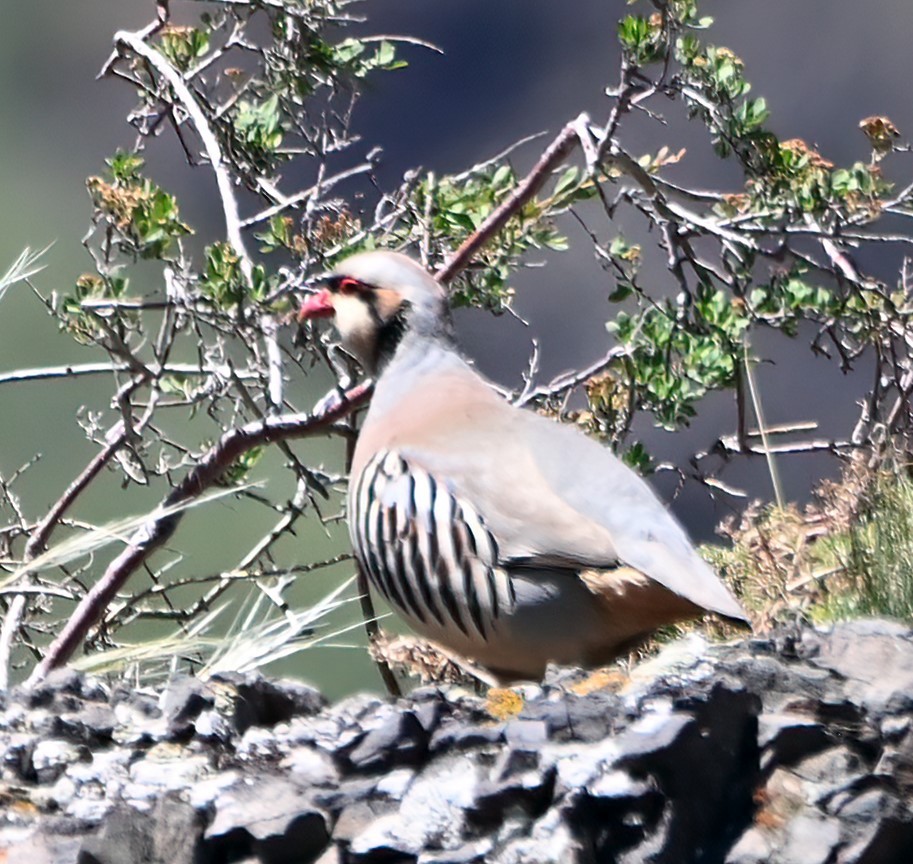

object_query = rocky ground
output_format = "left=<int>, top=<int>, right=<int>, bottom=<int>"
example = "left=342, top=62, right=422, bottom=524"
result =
left=2, top=618, right=913, bottom=863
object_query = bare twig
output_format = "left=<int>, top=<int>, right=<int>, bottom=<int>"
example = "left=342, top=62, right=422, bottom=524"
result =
left=516, top=344, right=631, bottom=407
left=742, top=340, right=784, bottom=509
left=435, top=113, right=589, bottom=283
left=356, top=561, right=401, bottom=697
left=26, top=382, right=372, bottom=685
left=111, top=28, right=290, bottom=414
left=113, top=31, right=251, bottom=276
left=699, top=435, right=857, bottom=461
left=240, top=161, right=375, bottom=228
left=1, top=431, right=130, bottom=688
left=0, top=362, right=258, bottom=387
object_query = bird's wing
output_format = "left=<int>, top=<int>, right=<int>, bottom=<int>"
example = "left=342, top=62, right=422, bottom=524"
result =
left=357, top=351, right=747, bottom=622
left=514, top=411, right=747, bottom=621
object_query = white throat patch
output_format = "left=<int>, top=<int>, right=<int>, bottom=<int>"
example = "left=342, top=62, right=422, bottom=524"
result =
left=333, top=293, right=377, bottom=366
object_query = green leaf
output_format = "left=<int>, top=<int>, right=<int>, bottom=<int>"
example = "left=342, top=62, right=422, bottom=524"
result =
left=554, top=166, right=579, bottom=197
left=491, top=164, right=514, bottom=188
left=608, top=282, right=633, bottom=302
left=623, top=441, right=653, bottom=473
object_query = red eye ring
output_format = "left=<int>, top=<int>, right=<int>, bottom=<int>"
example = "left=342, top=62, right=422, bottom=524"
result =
left=337, top=277, right=361, bottom=295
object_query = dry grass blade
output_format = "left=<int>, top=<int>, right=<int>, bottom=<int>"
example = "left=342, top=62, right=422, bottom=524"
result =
left=743, top=340, right=784, bottom=509
left=1, top=483, right=259, bottom=590
left=201, top=575, right=358, bottom=677
left=71, top=576, right=360, bottom=679
left=70, top=604, right=229, bottom=676
left=0, top=244, right=52, bottom=301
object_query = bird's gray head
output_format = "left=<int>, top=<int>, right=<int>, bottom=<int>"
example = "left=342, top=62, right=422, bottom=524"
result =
left=299, top=250, right=451, bottom=373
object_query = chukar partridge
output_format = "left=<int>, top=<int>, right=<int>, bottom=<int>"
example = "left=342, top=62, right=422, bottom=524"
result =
left=300, top=250, right=748, bottom=682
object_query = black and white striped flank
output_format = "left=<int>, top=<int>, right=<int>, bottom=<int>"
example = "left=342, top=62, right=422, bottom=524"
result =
left=350, top=450, right=515, bottom=641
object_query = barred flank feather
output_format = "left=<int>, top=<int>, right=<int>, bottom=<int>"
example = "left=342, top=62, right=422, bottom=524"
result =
left=351, top=450, right=512, bottom=643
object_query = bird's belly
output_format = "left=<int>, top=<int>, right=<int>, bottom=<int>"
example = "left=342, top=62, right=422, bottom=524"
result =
left=376, top=567, right=642, bottom=681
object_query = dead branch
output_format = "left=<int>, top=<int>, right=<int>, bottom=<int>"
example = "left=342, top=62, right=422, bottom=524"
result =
left=435, top=113, right=589, bottom=284
left=26, top=382, right=372, bottom=684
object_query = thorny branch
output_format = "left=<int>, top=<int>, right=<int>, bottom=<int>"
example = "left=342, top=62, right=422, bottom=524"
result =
left=0, top=378, right=158, bottom=688
left=26, top=384, right=372, bottom=685
left=436, top=115, right=588, bottom=283
left=108, top=31, right=252, bottom=277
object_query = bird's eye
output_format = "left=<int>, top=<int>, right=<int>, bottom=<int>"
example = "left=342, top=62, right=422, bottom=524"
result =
left=337, top=277, right=361, bottom=295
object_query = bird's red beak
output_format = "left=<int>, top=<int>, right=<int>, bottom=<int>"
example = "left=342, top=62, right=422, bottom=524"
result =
left=298, top=289, right=335, bottom=321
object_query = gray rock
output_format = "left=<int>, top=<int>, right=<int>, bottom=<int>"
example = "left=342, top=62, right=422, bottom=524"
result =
left=802, top=619, right=913, bottom=715
left=56, top=705, right=116, bottom=747
left=349, top=752, right=486, bottom=857
left=758, top=710, right=830, bottom=770
left=411, top=697, right=444, bottom=735
left=792, top=746, right=868, bottom=806
left=829, top=786, right=913, bottom=863
left=779, top=813, right=841, bottom=864
left=18, top=668, right=87, bottom=709
left=30, top=739, right=86, bottom=784
left=298, top=696, right=379, bottom=755
left=839, top=815, right=913, bottom=864
left=4, top=732, right=38, bottom=781
left=375, top=767, right=416, bottom=799
left=549, top=736, right=622, bottom=792
left=333, top=800, right=390, bottom=842
left=614, top=682, right=760, bottom=862
left=419, top=839, right=493, bottom=863
left=565, top=768, right=664, bottom=862
left=472, top=747, right=554, bottom=826
left=160, top=675, right=213, bottom=737
left=126, top=745, right=211, bottom=795
left=492, top=806, right=581, bottom=864
left=718, top=651, right=834, bottom=715
left=874, top=727, right=913, bottom=789
left=6, top=831, right=84, bottom=864
left=4, top=620, right=913, bottom=863
left=347, top=708, right=427, bottom=772
left=206, top=777, right=330, bottom=863
left=429, top=720, right=504, bottom=753
left=313, top=845, right=344, bottom=864
left=210, top=671, right=326, bottom=733
left=503, top=718, right=548, bottom=748
left=520, top=690, right=624, bottom=742
left=281, top=744, right=340, bottom=787
left=192, top=707, right=236, bottom=743
left=311, top=776, right=379, bottom=813
left=78, top=794, right=203, bottom=864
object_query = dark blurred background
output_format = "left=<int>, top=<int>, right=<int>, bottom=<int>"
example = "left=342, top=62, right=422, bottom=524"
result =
left=2, top=1, right=912, bottom=694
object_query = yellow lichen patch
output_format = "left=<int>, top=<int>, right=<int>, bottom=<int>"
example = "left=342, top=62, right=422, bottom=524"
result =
left=9, top=798, right=38, bottom=817
left=485, top=688, right=525, bottom=721
left=570, top=668, right=629, bottom=696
